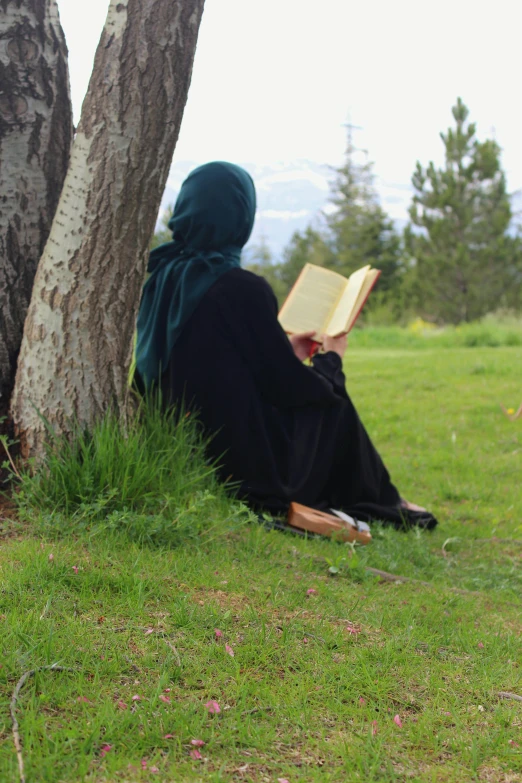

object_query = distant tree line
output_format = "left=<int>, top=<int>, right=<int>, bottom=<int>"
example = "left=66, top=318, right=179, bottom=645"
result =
left=155, top=99, right=522, bottom=325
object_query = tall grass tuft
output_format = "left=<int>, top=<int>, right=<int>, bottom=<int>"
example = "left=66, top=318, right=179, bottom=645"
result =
left=15, top=398, right=248, bottom=546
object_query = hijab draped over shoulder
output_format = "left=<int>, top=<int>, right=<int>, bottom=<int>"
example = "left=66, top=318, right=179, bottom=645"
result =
left=136, top=161, right=256, bottom=387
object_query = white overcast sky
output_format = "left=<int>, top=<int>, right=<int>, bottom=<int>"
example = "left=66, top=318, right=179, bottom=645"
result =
left=58, top=0, right=522, bottom=201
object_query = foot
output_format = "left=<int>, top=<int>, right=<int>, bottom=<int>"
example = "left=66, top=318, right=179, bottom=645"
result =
left=400, top=499, right=427, bottom=513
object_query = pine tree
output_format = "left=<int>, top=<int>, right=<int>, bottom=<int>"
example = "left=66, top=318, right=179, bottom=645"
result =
left=327, top=138, right=402, bottom=294
left=274, top=134, right=403, bottom=306
left=405, top=98, right=520, bottom=323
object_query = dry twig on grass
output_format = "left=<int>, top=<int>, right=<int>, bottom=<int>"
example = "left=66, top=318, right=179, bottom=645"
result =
left=365, top=566, right=520, bottom=603
left=163, top=638, right=182, bottom=668
left=498, top=691, right=522, bottom=703
left=10, top=664, right=75, bottom=783
left=365, top=567, right=432, bottom=587
left=241, top=706, right=274, bottom=716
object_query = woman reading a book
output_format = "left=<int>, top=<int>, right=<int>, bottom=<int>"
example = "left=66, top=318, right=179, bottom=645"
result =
left=135, top=162, right=437, bottom=530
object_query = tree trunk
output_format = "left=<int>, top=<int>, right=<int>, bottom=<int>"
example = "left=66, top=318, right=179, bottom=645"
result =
left=11, top=0, right=205, bottom=457
left=0, top=0, right=72, bottom=414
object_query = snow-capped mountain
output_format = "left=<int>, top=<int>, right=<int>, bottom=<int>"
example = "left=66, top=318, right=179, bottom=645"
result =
left=160, top=160, right=450, bottom=259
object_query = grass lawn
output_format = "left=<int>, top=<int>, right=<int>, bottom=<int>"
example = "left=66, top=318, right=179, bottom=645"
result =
left=0, top=345, right=521, bottom=782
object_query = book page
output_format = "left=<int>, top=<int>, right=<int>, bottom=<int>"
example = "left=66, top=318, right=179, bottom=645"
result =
left=344, top=269, right=380, bottom=333
left=325, top=266, right=371, bottom=336
left=278, top=264, right=347, bottom=335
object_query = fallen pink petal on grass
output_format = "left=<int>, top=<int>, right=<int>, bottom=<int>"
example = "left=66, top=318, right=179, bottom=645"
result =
left=144, top=628, right=154, bottom=636
left=303, top=637, right=308, bottom=644
left=141, top=759, right=147, bottom=770
left=77, top=696, right=91, bottom=703
left=191, top=739, right=205, bottom=747
left=72, top=566, right=79, bottom=574
left=393, top=715, right=403, bottom=728
left=277, top=778, right=290, bottom=783
left=159, top=694, right=171, bottom=704
left=359, top=697, right=366, bottom=706
left=509, top=740, right=519, bottom=747
left=48, top=553, right=54, bottom=562
left=306, top=588, right=317, bottom=595
left=346, top=625, right=359, bottom=635
left=150, top=767, right=160, bottom=774
left=190, top=749, right=203, bottom=760
left=164, top=688, right=172, bottom=693
left=478, top=642, right=484, bottom=649
left=371, top=721, right=378, bottom=736
left=225, top=644, right=235, bottom=657
left=100, top=744, right=112, bottom=758
left=444, top=711, right=452, bottom=716
left=214, top=629, right=223, bottom=639
left=116, top=700, right=128, bottom=710
left=205, top=700, right=221, bottom=714
left=164, top=734, right=176, bottom=740
left=131, top=694, right=142, bottom=702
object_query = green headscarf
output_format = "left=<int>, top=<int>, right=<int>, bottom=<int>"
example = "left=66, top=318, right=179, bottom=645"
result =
left=136, top=162, right=256, bottom=387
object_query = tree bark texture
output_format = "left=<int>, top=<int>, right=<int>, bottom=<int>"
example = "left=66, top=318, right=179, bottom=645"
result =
left=0, top=0, right=72, bottom=412
left=12, top=0, right=205, bottom=456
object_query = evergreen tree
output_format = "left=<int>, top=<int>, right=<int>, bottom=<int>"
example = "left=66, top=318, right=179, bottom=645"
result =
left=275, top=134, right=403, bottom=308
left=405, top=98, right=521, bottom=323
left=327, top=140, right=402, bottom=294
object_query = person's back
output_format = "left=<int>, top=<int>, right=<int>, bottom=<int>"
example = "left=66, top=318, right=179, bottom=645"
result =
left=160, top=265, right=344, bottom=511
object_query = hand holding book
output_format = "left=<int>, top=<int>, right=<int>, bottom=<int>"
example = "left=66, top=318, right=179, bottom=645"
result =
left=288, top=330, right=318, bottom=362
left=278, top=263, right=380, bottom=340
left=289, top=331, right=347, bottom=361
left=322, top=333, right=347, bottom=358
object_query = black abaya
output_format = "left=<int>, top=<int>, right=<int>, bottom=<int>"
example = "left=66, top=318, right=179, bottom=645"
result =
left=154, top=268, right=436, bottom=529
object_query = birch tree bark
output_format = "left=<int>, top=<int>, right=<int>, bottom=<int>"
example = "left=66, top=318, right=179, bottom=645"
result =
left=12, top=0, right=205, bottom=457
left=0, top=0, right=72, bottom=413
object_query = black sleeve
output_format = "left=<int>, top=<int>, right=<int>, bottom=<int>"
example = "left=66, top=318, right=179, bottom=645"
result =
left=311, top=352, right=349, bottom=400
left=221, top=272, right=340, bottom=410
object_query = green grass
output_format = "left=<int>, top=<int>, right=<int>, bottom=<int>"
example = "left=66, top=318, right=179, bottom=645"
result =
left=12, top=399, right=248, bottom=548
left=1, top=345, right=521, bottom=782
left=350, top=314, right=522, bottom=350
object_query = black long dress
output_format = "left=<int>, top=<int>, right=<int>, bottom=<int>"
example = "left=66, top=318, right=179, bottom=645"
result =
left=156, top=268, right=436, bottom=529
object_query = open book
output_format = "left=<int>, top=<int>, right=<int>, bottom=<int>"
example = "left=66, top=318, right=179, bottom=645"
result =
left=278, top=263, right=380, bottom=338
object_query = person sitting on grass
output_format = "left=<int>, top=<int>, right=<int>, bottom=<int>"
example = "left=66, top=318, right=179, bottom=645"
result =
left=135, top=161, right=437, bottom=530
